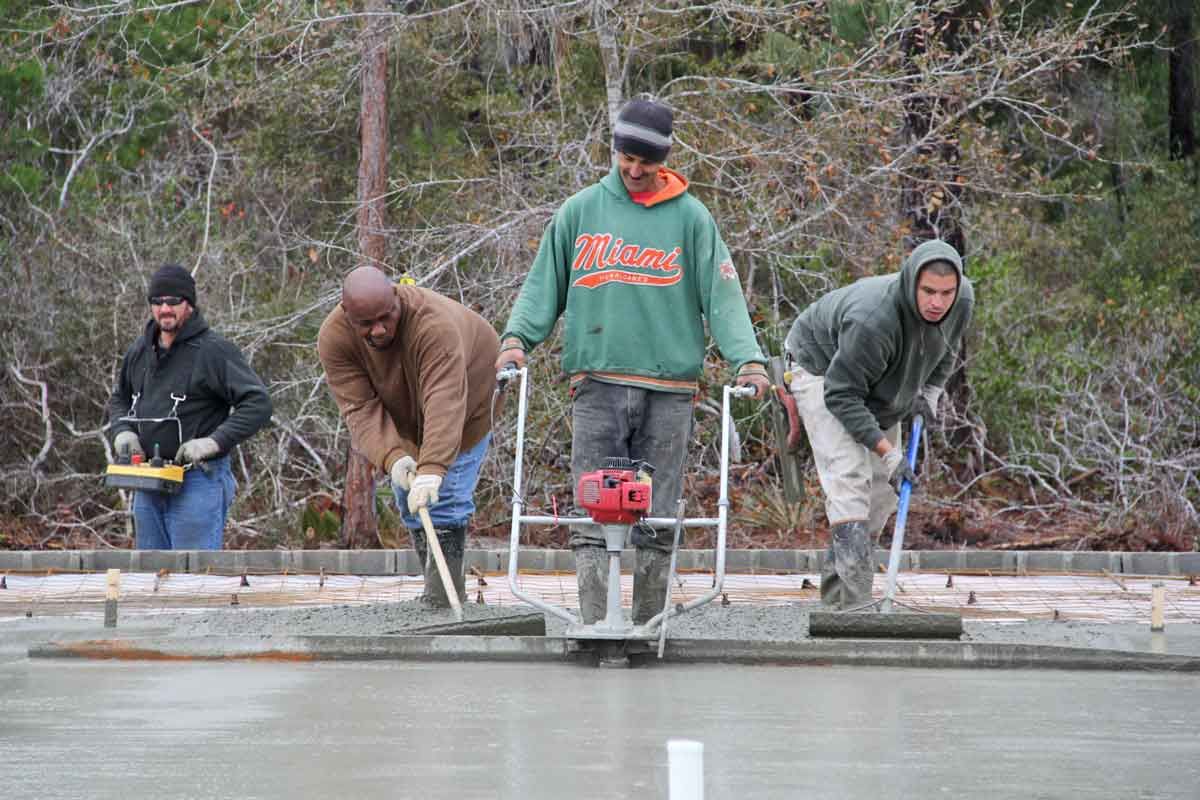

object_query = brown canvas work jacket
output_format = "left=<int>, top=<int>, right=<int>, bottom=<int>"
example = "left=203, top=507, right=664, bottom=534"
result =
left=317, top=284, right=501, bottom=477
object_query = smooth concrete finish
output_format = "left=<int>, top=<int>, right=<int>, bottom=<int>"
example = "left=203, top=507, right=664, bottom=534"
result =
left=1, top=659, right=1197, bottom=799
left=27, top=634, right=1200, bottom=671
left=3, top=548, right=1200, bottom=575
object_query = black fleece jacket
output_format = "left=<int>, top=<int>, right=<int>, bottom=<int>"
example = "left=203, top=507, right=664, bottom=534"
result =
left=107, top=310, right=272, bottom=461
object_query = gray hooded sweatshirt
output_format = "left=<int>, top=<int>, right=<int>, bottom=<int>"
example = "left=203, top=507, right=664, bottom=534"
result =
left=784, top=239, right=974, bottom=450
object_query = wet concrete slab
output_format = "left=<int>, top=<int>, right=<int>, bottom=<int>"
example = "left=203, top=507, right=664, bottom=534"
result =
left=1, top=658, right=1196, bottom=799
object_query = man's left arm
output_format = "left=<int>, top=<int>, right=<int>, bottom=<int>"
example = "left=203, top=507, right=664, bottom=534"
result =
left=206, top=340, right=273, bottom=452
left=694, top=216, right=769, bottom=393
left=410, top=322, right=469, bottom=478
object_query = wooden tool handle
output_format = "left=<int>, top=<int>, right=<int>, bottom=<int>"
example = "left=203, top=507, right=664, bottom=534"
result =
left=418, top=507, right=464, bottom=622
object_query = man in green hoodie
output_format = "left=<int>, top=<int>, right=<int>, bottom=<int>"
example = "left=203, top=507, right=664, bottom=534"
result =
left=495, top=98, right=770, bottom=625
left=784, top=240, right=974, bottom=610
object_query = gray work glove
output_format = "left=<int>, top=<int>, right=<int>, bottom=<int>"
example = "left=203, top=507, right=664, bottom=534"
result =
left=882, top=446, right=919, bottom=493
left=114, top=430, right=144, bottom=458
left=390, top=455, right=417, bottom=492
left=177, top=437, right=220, bottom=464
left=910, top=385, right=942, bottom=421
left=407, top=473, right=442, bottom=515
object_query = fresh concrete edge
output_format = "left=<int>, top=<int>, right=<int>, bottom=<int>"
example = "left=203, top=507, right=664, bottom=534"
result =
left=26, top=635, right=1200, bottom=672
left=2, top=548, right=1199, bottom=577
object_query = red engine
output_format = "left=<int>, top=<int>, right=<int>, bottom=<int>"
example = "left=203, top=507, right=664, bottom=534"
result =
left=577, top=458, right=653, bottom=524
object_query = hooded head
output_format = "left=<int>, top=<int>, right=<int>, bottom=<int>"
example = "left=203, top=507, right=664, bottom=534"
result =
left=899, top=240, right=963, bottom=325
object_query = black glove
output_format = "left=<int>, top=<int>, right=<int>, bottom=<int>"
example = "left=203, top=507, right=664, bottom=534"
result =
left=910, top=386, right=941, bottom=421
left=909, top=394, right=935, bottom=422
left=883, top=447, right=919, bottom=493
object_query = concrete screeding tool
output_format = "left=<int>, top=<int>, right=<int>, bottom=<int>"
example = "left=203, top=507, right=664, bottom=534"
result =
left=417, top=506, right=464, bottom=622
left=808, top=414, right=964, bottom=640
left=497, top=365, right=755, bottom=663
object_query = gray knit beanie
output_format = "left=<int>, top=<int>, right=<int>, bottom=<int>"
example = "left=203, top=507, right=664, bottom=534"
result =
left=612, top=99, right=673, bottom=163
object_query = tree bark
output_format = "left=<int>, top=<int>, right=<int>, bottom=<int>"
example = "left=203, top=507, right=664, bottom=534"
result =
left=900, top=4, right=974, bottom=471
left=357, top=0, right=390, bottom=267
left=594, top=0, right=624, bottom=131
left=343, top=0, right=391, bottom=548
left=1168, top=0, right=1196, bottom=161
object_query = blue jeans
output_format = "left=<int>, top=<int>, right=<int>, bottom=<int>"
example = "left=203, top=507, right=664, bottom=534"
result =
left=132, top=455, right=235, bottom=550
left=392, top=434, right=490, bottom=530
left=568, top=379, right=694, bottom=553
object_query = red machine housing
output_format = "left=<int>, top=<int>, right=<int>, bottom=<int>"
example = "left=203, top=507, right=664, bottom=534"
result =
left=577, top=464, right=652, bottom=524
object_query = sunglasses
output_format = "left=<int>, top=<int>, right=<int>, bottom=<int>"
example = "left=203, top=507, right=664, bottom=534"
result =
left=148, top=296, right=186, bottom=307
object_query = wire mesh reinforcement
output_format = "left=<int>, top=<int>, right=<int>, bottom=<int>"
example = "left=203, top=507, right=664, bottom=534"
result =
left=1, top=569, right=1198, bottom=624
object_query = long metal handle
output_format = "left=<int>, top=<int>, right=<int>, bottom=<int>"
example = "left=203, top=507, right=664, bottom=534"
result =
left=644, top=384, right=754, bottom=629
left=880, top=414, right=923, bottom=613
left=657, top=499, right=687, bottom=659
left=503, top=366, right=578, bottom=624
left=418, top=507, right=463, bottom=622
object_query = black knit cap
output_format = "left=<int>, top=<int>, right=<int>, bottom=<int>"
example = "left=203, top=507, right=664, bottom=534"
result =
left=147, top=263, right=197, bottom=306
left=612, top=99, right=673, bottom=163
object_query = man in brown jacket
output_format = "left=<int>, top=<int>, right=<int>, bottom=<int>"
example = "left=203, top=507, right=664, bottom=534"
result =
left=317, top=266, right=500, bottom=607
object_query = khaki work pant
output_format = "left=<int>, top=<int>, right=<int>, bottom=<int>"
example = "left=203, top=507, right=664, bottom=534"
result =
left=789, top=366, right=900, bottom=537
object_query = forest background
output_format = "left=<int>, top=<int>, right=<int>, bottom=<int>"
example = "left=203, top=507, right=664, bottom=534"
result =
left=1, top=0, right=1197, bottom=553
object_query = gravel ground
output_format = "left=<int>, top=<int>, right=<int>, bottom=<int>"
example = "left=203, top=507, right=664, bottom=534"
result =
left=128, top=601, right=1200, bottom=657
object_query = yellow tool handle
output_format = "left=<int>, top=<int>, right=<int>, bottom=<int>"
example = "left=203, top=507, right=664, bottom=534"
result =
left=417, top=507, right=464, bottom=622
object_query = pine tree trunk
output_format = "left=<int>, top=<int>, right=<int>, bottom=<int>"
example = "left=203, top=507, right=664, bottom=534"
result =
left=1168, top=0, right=1196, bottom=161
left=901, top=5, right=974, bottom=471
left=342, top=0, right=390, bottom=548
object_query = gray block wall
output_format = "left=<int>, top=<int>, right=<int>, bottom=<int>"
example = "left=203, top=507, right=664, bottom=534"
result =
left=1, top=549, right=1198, bottom=576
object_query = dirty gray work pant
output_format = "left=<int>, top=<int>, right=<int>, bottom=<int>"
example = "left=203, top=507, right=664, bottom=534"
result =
left=789, top=366, right=901, bottom=535
left=568, top=378, right=694, bottom=554
left=790, top=366, right=901, bottom=606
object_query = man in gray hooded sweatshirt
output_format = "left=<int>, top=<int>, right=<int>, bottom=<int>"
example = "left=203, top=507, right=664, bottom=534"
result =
left=785, top=240, right=974, bottom=609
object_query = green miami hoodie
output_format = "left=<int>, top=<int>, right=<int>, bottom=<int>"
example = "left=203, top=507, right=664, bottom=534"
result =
left=500, top=165, right=765, bottom=392
left=784, top=239, right=975, bottom=449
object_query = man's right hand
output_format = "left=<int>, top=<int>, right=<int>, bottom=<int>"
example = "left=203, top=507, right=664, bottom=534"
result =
left=495, top=347, right=526, bottom=373
left=881, top=446, right=919, bottom=493
left=390, top=455, right=416, bottom=491
left=114, top=430, right=144, bottom=458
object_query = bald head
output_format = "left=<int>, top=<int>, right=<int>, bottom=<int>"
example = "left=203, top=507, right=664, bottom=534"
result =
left=343, top=266, right=394, bottom=306
left=342, top=266, right=401, bottom=349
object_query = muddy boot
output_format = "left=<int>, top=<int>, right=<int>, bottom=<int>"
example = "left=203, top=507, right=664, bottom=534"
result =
left=409, top=525, right=467, bottom=608
left=828, top=521, right=873, bottom=610
left=819, top=542, right=844, bottom=609
left=573, top=546, right=608, bottom=624
left=632, top=547, right=672, bottom=625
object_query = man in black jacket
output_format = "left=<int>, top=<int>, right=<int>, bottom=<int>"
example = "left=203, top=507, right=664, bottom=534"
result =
left=107, top=264, right=272, bottom=549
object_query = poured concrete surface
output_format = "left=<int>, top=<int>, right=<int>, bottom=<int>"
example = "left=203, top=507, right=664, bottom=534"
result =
left=1, top=658, right=1196, bottom=799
